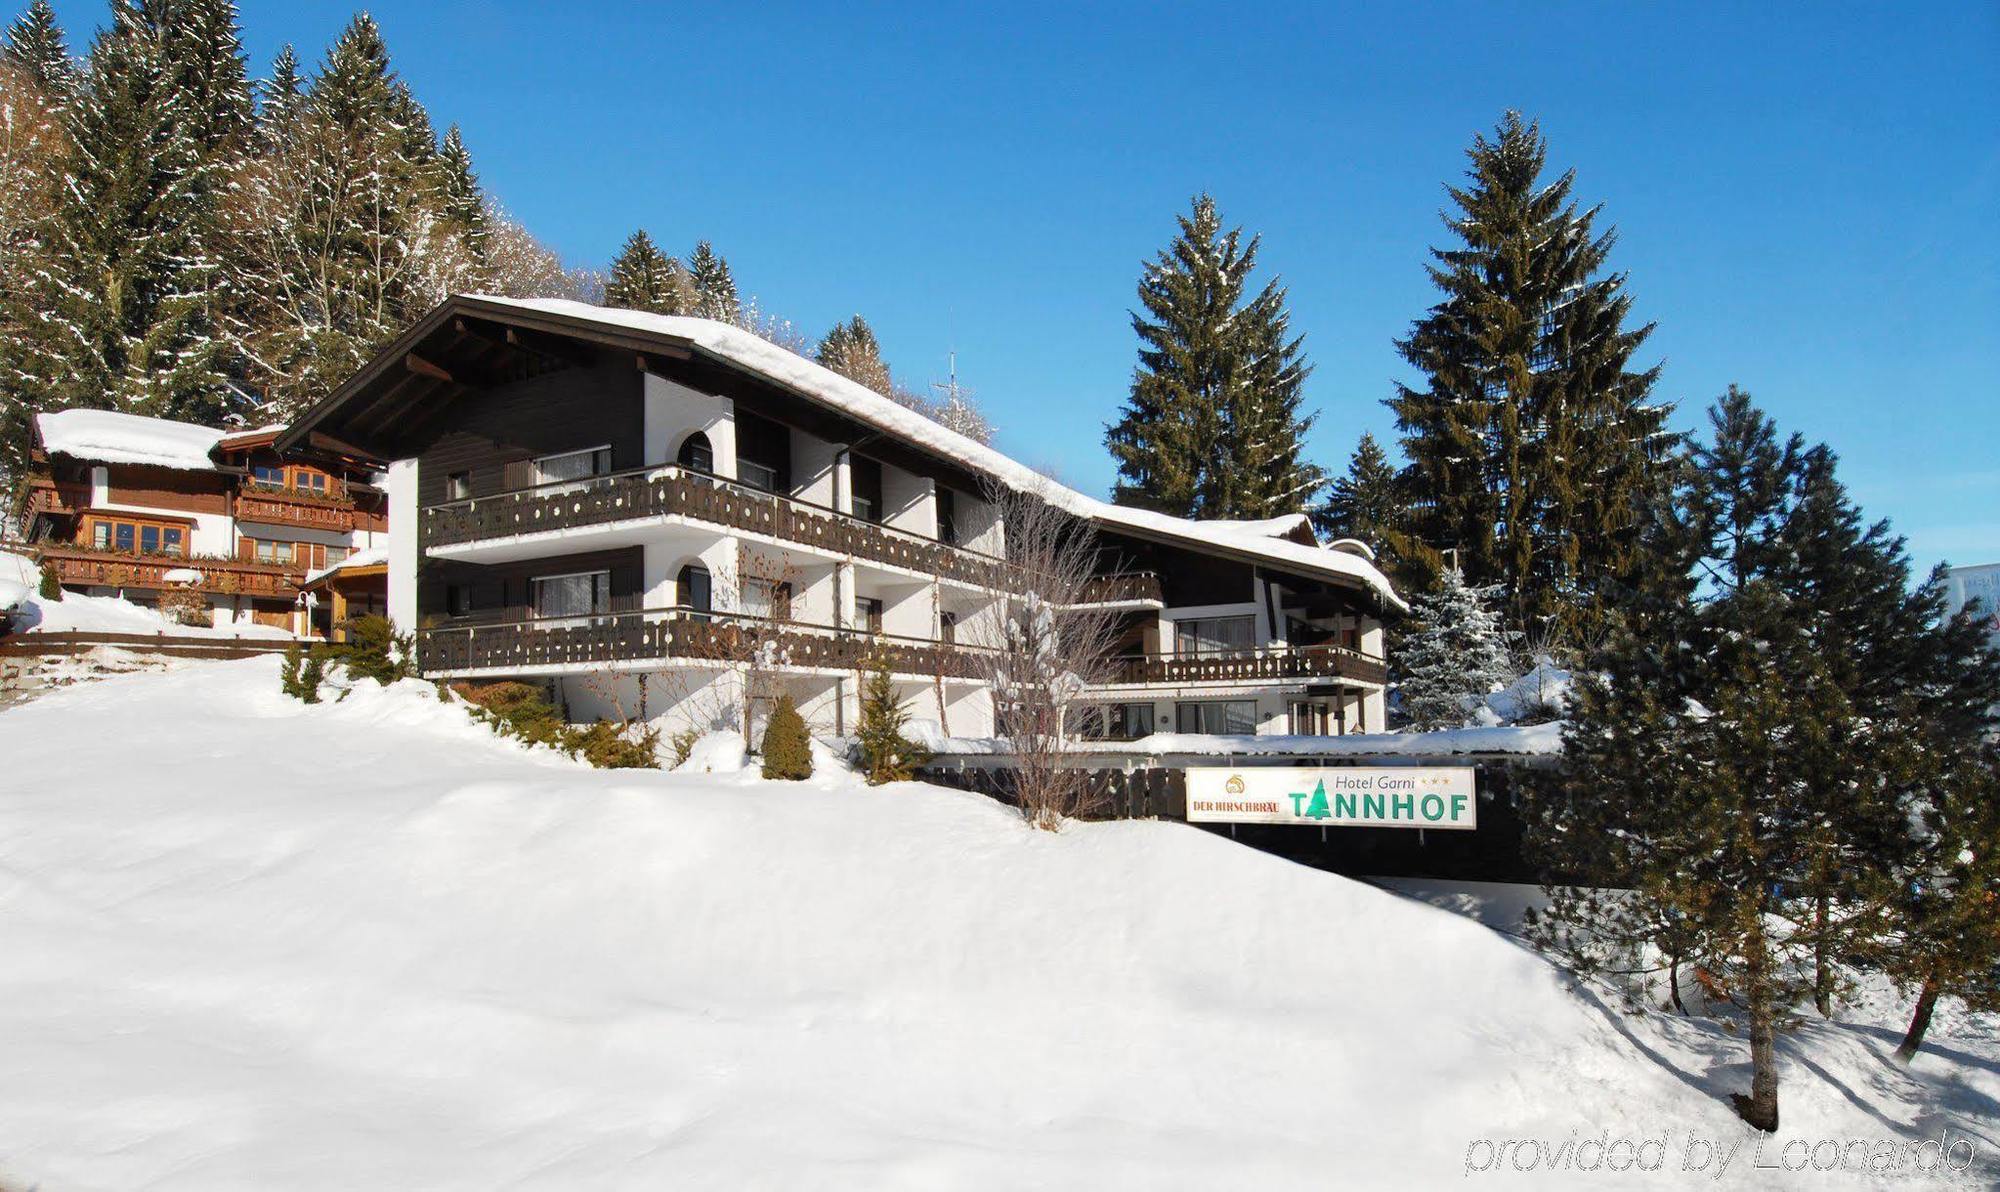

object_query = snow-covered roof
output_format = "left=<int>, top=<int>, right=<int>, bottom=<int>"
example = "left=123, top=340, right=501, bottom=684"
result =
left=302, top=546, right=387, bottom=588
left=467, top=297, right=1406, bottom=610
left=35, top=409, right=230, bottom=472
left=911, top=721, right=1562, bottom=758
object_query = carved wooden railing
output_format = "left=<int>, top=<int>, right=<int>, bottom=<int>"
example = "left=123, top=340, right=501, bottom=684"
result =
left=1073, top=572, right=1163, bottom=605
left=36, top=545, right=304, bottom=598
left=22, top=478, right=87, bottom=521
left=1108, top=643, right=1388, bottom=687
left=234, top=490, right=359, bottom=533
left=416, top=606, right=994, bottom=679
left=421, top=466, right=1008, bottom=588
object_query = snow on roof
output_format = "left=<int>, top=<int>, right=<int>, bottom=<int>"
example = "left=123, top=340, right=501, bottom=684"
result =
left=37, top=409, right=228, bottom=472
left=1193, top=512, right=1315, bottom=540
left=303, top=546, right=386, bottom=587
left=911, top=721, right=1562, bottom=759
left=468, top=297, right=1407, bottom=610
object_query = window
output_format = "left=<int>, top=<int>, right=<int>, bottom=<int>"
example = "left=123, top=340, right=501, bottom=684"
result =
left=939, top=610, right=957, bottom=645
left=297, top=470, right=329, bottom=493
left=849, top=456, right=883, bottom=523
left=252, top=464, right=285, bottom=486
left=445, top=584, right=473, bottom=617
left=1081, top=702, right=1154, bottom=741
left=737, top=458, right=779, bottom=493
left=531, top=570, right=611, bottom=620
left=86, top=516, right=187, bottom=557
left=255, top=540, right=296, bottom=565
left=742, top=578, right=792, bottom=621
left=326, top=546, right=350, bottom=567
left=447, top=471, right=472, bottom=500
left=532, top=446, right=612, bottom=487
left=936, top=487, right=958, bottom=544
left=1174, top=615, right=1256, bottom=656
left=677, top=432, right=714, bottom=474
left=860, top=596, right=884, bottom=634
left=1175, top=700, right=1257, bottom=735
left=677, top=564, right=712, bottom=614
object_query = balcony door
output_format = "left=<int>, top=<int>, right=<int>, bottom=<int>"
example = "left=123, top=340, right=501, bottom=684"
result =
left=531, top=446, right=612, bottom=489
left=1174, top=615, right=1255, bottom=656
left=532, top=570, right=611, bottom=622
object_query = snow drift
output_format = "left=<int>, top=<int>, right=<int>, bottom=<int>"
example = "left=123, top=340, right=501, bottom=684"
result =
left=0, top=659, right=1991, bottom=1190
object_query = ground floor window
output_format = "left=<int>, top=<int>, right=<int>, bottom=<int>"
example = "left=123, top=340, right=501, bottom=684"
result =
left=1076, top=702, right=1155, bottom=741
left=532, top=570, right=611, bottom=620
left=1175, top=700, right=1257, bottom=735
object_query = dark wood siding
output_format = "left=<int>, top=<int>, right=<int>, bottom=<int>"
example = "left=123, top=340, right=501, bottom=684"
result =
left=419, top=546, right=644, bottom=626
left=416, top=355, right=640, bottom=506
left=103, top=464, right=230, bottom=514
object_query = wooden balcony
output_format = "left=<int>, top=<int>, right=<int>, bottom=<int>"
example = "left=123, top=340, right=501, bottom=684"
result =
left=1108, top=644, right=1388, bottom=687
left=36, top=545, right=303, bottom=599
left=416, top=606, right=993, bottom=679
left=235, top=487, right=359, bottom=533
left=1074, top=572, right=1163, bottom=606
left=21, top=478, right=87, bottom=521
left=422, top=466, right=1007, bottom=588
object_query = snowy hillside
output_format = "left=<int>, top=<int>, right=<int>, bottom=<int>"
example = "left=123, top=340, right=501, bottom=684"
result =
left=0, top=659, right=1992, bottom=1190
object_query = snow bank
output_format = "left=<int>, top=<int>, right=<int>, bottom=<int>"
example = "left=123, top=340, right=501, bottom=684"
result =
left=468, top=297, right=1407, bottom=610
left=0, top=551, right=294, bottom=638
left=920, top=721, right=1564, bottom=758
left=35, top=408, right=230, bottom=471
left=0, top=659, right=1990, bottom=1189
left=1484, top=657, right=1575, bottom=725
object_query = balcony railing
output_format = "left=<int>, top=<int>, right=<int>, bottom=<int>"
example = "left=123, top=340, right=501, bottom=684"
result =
left=22, top=478, right=87, bottom=522
left=36, top=545, right=303, bottom=599
left=415, top=605, right=996, bottom=678
left=235, top=488, right=359, bottom=533
left=1107, top=643, right=1388, bottom=687
left=1072, top=572, right=1163, bottom=606
left=421, top=466, right=1007, bottom=588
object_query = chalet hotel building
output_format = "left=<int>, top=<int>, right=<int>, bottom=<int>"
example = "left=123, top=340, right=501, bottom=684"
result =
left=260, top=295, right=1402, bottom=740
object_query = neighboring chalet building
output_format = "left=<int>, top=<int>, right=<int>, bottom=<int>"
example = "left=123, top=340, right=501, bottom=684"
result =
left=277, top=296, right=1402, bottom=738
left=19, top=410, right=390, bottom=635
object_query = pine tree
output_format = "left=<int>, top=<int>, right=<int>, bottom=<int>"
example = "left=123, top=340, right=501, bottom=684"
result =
left=1316, top=432, right=1430, bottom=584
left=1395, top=567, right=1515, bottom=730
left=20, top=0, right=234, bottom=425
left=602, top=229, right=688, bottom=314
left=260, top=43, right=302, bottom=127
left=1390, top=112, right=1669, bottom=642
left=0, top=46, right=68, bottom=485
left=2, top=0, right=71, bottom=98
left=686, top=239, right=738, bottom=322
left=436, top=124, right=486, bottom=260
left=1517, top=390, right=1989, bottom=1131
left=857, top=653, right=930, bottom=784
left=1107, top=194, right=1318, bottom=519
left=816, top=315, right=892, bottom=393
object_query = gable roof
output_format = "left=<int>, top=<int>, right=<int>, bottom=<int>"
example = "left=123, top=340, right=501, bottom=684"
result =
left=283, top=295, right=1406, bottom=610
left=36, top=409, right=234, bottom=472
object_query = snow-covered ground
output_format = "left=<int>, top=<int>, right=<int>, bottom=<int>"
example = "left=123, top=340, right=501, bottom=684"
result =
left=0, top=658, right=1992, bottom=1190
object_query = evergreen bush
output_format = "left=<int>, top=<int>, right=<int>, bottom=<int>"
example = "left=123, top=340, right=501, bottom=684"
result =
left=567, top=720, right=661, bottom=769
left=856, top=654, right=929, bottom=784
left=332, top=615, right=412, bottom=684
left=759, top=695, right=813, bottom=780
left=37, top=563, right=61, bottom=602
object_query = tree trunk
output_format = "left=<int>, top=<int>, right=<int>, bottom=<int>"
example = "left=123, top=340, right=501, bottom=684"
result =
left=1668, top=954, right=1686, bottom=1016
left=1895, top=974, right=1941, bottom=1063
left=1813, top=891, right=1833, bottom=1018
left=1732, top=919, right=1781, bottom=1133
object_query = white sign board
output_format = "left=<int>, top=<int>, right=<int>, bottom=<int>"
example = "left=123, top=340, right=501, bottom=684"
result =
left=1186, top=766, right=1478, bottom=830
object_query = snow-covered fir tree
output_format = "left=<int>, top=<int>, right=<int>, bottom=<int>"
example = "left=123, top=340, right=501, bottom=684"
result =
left=816, top=315, right=892, bottom=393
left=1315, top=431, right=1428, bottom=587
left=1107, top=194, right=1320, bottom=519
left=1397, top=566, right=1515, bottom=730
left=2, top=0, right=71, bottom=98
left=436, top=124, right=486, bottom=260
left=686, top=239, right=738, bottom=322
left=1390, top=112, right=1670, bottom=643
left=603, top=229, right=689, bottom=314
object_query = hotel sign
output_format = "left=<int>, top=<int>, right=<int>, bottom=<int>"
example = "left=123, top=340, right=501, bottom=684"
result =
left=1186, top=766, right=1478, bottom=830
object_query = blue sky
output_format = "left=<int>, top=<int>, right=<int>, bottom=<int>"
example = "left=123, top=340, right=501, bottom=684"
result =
left=46, top=0, right=2000, bottom=571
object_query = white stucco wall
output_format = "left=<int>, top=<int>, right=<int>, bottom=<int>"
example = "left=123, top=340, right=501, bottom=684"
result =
left=386, top=458, right=418, bottom=632
left=644, top=372, right=735, bottom=476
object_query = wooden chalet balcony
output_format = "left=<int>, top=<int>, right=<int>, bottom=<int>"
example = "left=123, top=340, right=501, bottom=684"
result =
left=422, top=466, right=1007, bottom=588
left=235, top=485, right=359, bottom=533
left=1073, top=571, right=1163, bottom=606
left=21, top=478, right=86, bottom=521
left=416, top=606, right=993, bottom=679
left=1108, top=643, right=1388, bottom=688
left=36, top=545, right=303, bottom=598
